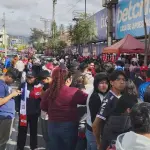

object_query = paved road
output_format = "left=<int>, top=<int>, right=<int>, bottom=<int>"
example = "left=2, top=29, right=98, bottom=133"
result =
left=6, top=113, right=46, bottom=150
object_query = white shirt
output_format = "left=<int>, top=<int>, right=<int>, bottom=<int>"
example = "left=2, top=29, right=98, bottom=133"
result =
left=15, top=60, right=25, bottom=72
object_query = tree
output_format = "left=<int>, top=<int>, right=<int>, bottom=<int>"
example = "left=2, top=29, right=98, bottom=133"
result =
left=46, top=38, right=67, bottom=52
left=69, top=13, right=96, bottom=46
left=51, top=21, right=60, bottom=39
left=59, top=24, right=65, bottom=35
left=58, top=40, right=67, bottom=49
left=30, top=28, right=47, bottom=52
left=30, top=28, right=46, bottom=44
left=68, top=24, right=73, bottom=42
left=48, top=21, right=68, bottom=52
left=33, top=42, right=44, bottom=52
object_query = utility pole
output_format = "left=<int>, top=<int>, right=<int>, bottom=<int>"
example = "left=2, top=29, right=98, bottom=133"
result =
left=52, top=0, right=57, bottom=22
left=148, top=30, right=150, bottom=56
left=52, top=0, right=57, bottom=53
left=143, top=0, right=148, bottom=65
left=102, top=0, right=118, bottom=46
left=52, top=0, right=57, bottom=38
left=85, top=0, right=87, bottom=19
left=2, top=13, right=7, bottom=56
left=107, top=5, right=113, bottom=46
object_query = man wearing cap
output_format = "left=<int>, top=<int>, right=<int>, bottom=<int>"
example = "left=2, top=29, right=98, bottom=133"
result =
left=39, top=70, right=52, bottom=150
left=0, top=68, right=21, bottom=150
left=16, top=70, right=42, bottom=150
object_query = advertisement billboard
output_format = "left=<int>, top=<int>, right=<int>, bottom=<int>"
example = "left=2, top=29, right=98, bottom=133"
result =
left=116, top=0, right=150, bottom=39
left=92, top=8, right=116, bottom=41
left=93, top=8, right=108, bottom=41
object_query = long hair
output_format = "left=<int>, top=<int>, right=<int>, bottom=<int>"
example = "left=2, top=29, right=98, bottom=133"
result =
left=125, top=79, right=138, bottom=96
left=48, top=67, right=68, bottom=102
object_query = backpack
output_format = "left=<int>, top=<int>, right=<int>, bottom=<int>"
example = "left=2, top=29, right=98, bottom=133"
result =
left=144, top=84, right=150, bottom=102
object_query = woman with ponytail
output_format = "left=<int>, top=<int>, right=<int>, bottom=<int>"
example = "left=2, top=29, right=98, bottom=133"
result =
left=40, top=67, right=88, bottom=150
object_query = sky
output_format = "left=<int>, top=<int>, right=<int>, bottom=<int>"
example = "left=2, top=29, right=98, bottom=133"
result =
left=0, top=0, right=102, bottom=36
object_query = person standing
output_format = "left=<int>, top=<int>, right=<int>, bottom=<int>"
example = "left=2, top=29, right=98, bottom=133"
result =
left=0, top=69, right=21, bottom=150
left=41, top=67, right=88, bottom=150
left=39, top=70, right=52, bottom=150
left=92, top=71, right=126, bottom=150
left=16, top=71, right=42, bottom=150
left=116, top=102, right=150, bottom=150
left=12, top=55, right=19, bottom=68
left=27, top=59, right=33, bottom=72
left=15, top=58, right=25, bottom=79
left=86, top=73, right=110, bottom=150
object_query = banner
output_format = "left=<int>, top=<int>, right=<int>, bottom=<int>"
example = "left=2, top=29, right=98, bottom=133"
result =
left=116, top=0, right=150, bottom=39
left=92, top=8, right=116, bottom=41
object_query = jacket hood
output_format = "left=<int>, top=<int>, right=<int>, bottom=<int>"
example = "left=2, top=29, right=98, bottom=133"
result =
left=93, top=72, right=109, bottom=93
left=116, top=131, right=150, bottom=150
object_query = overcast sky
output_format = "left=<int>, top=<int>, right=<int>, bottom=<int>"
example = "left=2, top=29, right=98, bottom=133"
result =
left=0, top=0, right=102, bottom=36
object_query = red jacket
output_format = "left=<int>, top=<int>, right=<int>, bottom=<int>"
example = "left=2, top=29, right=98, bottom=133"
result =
left=40, top=85, right=88, bottom=122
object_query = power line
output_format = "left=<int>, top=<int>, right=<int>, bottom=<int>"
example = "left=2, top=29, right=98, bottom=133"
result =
left=67, top=0, right=83, bottom=13
left=54, top=0, right=83, bottom=17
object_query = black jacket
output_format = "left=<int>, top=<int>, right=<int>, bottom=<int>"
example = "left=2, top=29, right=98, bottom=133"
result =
left=102, top=115, right=132, bottom=150
left=15, top=82, right=41, bottom=115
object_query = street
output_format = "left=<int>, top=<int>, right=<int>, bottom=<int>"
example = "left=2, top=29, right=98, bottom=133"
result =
left=7, top=113, right=46, bottom=150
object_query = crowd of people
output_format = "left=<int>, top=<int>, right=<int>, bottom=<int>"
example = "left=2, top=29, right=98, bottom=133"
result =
left=0, top=54, right=150, bottom=150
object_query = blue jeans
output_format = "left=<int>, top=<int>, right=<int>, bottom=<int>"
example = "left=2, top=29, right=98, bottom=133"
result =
left=48, top=121, right=78, bottom=150
left=86, top=129, right=97, bottom=150
left=75, top=137, right=86, bottom=150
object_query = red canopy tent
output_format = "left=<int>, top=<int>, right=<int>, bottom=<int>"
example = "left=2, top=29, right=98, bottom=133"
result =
left=103, top=34, right=144, bottom=54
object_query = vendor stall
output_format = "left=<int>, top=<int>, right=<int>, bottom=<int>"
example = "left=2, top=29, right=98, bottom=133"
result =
left=102, top=34, right=144, bottom=62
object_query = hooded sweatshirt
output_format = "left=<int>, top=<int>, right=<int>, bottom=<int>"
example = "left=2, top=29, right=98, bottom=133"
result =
left=116, top=131, right=150, bottom=150
left=86, top=73, right=109, bottom=131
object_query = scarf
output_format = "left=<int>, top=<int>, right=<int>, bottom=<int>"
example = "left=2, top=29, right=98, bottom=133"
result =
left=20, top=83, right=28, bottom=127
left=19, top=83, right=42, bottom=126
